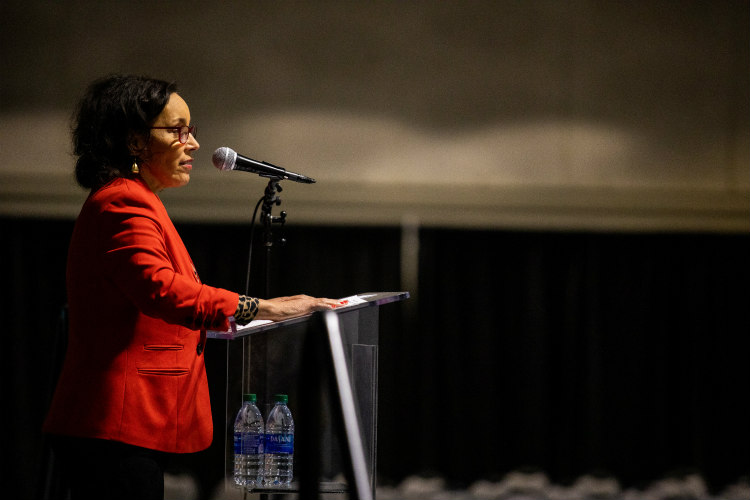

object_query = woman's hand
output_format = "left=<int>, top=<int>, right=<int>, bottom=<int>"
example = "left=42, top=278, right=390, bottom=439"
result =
left=256, top=295, right=343, bottom=322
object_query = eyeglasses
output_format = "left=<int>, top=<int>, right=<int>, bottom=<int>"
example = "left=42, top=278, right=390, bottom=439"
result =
left=149, top=125, right=197, bottom=144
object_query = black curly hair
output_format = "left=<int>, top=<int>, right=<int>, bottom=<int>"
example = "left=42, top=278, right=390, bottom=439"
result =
left=72, top=74, right=178, bottom=189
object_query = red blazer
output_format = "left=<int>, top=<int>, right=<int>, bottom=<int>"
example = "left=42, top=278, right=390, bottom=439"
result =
left=43, top=177, right=238, bottom=453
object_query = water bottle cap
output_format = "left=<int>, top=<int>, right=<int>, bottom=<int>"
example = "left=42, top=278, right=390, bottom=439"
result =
left=243, top=393, right=257, bottom=402
left=273, top=394, right=288, bottom=403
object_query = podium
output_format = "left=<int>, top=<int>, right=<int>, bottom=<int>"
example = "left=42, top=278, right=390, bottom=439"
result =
left=207, top=292, right=409, bottom=498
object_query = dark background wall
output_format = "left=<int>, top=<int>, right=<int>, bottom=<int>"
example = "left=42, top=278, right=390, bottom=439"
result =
left=1, top=1, right=749, bottom=499
left=2, top=0, right=748, bottom=228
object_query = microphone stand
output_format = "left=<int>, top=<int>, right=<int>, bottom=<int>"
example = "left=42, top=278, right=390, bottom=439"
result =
left=246, top=178, right=287, bottom=446
left=260, top=177, right=287, bottom=298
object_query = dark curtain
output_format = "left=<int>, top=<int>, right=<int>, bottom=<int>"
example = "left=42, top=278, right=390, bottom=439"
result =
left=3, top=217, right=749, bottom=499
left=405, top=229, right=750, bottom=490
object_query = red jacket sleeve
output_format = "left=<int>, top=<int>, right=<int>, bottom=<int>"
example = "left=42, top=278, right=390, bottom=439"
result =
left=98, top=186, right=238, bottom=331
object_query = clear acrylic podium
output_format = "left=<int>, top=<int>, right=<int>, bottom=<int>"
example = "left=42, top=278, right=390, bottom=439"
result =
left=207, top=292, right=409, bottom=499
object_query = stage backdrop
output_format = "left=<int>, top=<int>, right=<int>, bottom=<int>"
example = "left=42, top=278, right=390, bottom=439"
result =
left=4, top=217, right=749, bottom=499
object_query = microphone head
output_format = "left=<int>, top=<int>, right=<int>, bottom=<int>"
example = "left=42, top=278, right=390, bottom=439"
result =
left=212, top=147, right=237, bottom=171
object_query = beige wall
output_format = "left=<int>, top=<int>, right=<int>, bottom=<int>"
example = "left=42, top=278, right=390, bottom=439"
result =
left=1, top=1, right=748, bottom=231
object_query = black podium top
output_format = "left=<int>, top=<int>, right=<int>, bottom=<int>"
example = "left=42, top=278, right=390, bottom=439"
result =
left=207, top=291, right=409, bottom=340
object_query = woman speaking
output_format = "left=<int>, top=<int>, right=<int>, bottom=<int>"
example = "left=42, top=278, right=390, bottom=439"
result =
left=43, top=74, right=340, bottom=499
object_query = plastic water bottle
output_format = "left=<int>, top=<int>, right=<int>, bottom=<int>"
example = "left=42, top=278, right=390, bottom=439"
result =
left=263, top=394, right=295, bottom=487
left=233, top=393, right=265, bottom=489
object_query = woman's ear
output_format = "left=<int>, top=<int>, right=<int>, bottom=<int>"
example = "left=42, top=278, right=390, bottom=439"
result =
left=127, top=131, right=148, bottom=156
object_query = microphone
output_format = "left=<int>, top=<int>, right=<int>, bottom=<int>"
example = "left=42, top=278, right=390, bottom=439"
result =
left=212, top=147, right=315, bottom=184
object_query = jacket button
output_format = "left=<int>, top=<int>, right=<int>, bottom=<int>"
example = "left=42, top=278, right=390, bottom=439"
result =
left=196, top=342, right=204, bottom=355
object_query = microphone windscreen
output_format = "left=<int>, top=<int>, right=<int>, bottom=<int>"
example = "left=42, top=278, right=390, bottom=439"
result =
left=212, top=147, right=237, bottom=171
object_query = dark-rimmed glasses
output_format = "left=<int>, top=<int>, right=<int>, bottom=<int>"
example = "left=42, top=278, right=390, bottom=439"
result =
left=149, top=125, right=197, bottom=144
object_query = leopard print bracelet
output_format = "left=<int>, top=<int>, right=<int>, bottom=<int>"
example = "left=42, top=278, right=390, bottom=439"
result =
left=235, top=295, right=260, bottom=325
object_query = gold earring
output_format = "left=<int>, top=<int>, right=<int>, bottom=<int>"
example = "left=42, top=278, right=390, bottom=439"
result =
left=131, top=158, right=139, bottom=174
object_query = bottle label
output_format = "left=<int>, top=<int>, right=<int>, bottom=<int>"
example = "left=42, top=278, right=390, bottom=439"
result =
left=234, top=432, right=264, bottom=455
left=265, top=433, right=294, bottom=454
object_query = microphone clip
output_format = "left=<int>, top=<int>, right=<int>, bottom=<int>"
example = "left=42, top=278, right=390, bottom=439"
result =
left=261, top=179, right=287, bottom=249
left=270, top=211, right=287, bottom=226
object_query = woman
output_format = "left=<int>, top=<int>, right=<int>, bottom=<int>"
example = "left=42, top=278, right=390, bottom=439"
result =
left=43, top=74, right=340, bottom=499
